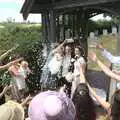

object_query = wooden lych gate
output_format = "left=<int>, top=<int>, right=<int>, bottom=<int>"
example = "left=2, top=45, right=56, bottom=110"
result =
left=21, top=0, right=120, bottom=101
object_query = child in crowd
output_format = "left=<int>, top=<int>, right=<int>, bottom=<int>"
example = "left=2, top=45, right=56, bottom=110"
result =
left=8, top=60, right=31, bottom=101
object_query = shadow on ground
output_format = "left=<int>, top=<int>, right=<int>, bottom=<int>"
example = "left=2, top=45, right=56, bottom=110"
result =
left=86, top=70, right=110, bottom=92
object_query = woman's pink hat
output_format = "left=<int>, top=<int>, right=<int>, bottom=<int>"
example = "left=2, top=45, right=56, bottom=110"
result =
left=28, top=91, right=76, bottom=120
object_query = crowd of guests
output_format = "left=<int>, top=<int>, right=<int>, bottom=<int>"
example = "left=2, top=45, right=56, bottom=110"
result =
left=0, top=39, right=120, bottom=120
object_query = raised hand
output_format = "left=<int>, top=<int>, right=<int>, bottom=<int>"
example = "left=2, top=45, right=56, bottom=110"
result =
left=11, top=57, right=23, bottom=64
left=25, top=95, right=32, bottom=103
left=0, top=44, right=19, bottom=61
left=88, top=51, right=97, bottom=62
left=2, top=85, right=12, bottom=94
left=21, top=95, right=32, bottom=107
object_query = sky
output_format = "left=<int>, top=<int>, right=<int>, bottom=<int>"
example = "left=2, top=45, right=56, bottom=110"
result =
left=0, top=0, right=111, bottom=23
left=0, top=0, right=41, bottom=23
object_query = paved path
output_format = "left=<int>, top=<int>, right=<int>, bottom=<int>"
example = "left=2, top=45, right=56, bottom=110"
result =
left=86, top=70, right=109, bottom=91
left=86, top=70, right=109, bottom=119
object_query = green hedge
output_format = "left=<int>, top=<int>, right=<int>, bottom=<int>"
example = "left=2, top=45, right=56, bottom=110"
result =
left=0, top=23, right=44, bottom=92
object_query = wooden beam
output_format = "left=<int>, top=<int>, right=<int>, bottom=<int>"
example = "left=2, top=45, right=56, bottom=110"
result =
left=85, top=1, right=120, bottom=16
left=21, top=0, right=120, bottom=19
left=53, top=0, right=119, bottom=10
left=88, top=11, right=104, bottom=18
left=21, top=0, right=35, bottom=20
left=31, top=4, right=52, bottom=13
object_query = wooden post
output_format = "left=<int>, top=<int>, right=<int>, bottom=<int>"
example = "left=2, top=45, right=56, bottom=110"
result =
left=105, top=65, right=112, bottom=101
left=82, top=11, right=89, bottom=61
left=56, top=16, right=60, bottom=40
left=45, top=11, right=50, bottom=43
left=108, top=62, right=120, bottom=102
left=63, top=14, right=65, bottom=40
left=49, top=10, right=56, bottom=43
left=41, top=13, right=48, bottom=42
left=77, top=11, right=81, bottom=37
left=72, top=14, right=75, bottom=37
left=43, top=11, right=52, bottom=55
left=77, top=9, right=88, bottom=61
left=68, top=14, right=71, bottom=38
left=117, top=29, right=120, bottom=56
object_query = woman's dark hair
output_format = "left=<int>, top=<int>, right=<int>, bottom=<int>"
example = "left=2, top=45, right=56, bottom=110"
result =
left=75, top=46, right=85, bottom=57
left=72, top=83, right=96, bottom=120
left=110, top=90, right=120, bottom=120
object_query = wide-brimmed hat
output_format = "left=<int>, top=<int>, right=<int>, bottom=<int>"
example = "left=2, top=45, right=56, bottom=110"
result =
left=0, top=100, right=24, bottom=120
left=28, top=91, right=76, bottom=120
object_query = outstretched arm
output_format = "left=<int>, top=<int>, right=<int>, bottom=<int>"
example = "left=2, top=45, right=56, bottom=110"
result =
left=0, top=90, right=5, bottom=98
left=88, top=51, right=120, bottom=82
left=79, top=62, right=110, bottom=110
left=0, top=58, right=23, bottom=70
left=79, top=64, right=86, bottom=83
left=52, top=40, right=66, bottom=54
left=0, top=85, right=11, bottom=98
left=87, top=83, right=110, bottom=111
left=97, top=43, right=120, bottom=63
left=79, top=63, right=110, bottom=111
left=20, top=95, right=32, bottom=107
left=0, top=44, right=19, bottom=61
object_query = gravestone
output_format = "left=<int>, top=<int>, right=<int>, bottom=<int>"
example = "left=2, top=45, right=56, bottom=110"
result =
left=95, top=30, right=99, bottom=36
left=103, top=29, right=108, bottom=36
left=89, top=32, right=95, bottom=40
left=88, top=32, right=98, bottom=48
left=112, top=26, right=117, bottom=35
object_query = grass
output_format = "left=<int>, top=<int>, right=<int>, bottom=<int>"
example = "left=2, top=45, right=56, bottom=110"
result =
left=88, top=34, right=117, bottom=70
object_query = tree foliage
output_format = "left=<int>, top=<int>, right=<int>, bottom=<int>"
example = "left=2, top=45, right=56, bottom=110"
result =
left=88, top=19, right=114, bottom=34
left=0, top=23, right=44, bottom=92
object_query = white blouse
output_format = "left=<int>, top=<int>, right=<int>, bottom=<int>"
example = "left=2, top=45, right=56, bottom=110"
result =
left=73, top=57, right=85, bottom=77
